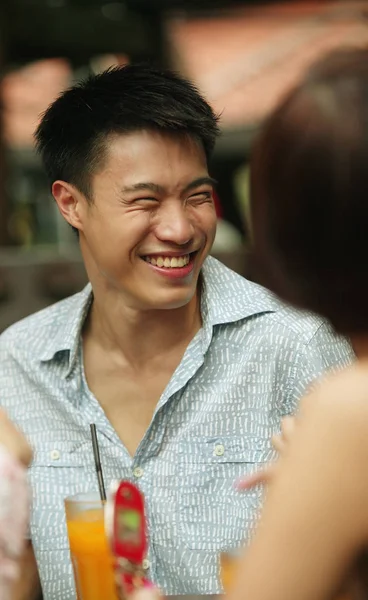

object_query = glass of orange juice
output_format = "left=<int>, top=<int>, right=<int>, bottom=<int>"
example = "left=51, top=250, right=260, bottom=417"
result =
left=220, top=548, right=242, bottom=593
left=65, top=492, right=118, bottom=600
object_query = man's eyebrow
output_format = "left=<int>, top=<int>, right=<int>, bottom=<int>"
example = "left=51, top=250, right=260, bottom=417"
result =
left=120, top=182, right=164, bottom=195
left=183, top=177, right=218, bottom=194
left=120, top=177, right=217, bottom=196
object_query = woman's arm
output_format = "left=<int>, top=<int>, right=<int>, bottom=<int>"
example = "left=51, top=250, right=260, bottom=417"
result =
left=0, top=409, right=37, bottom=600
left=0, top=409, right=32, bottom=467
left=228, top=367, right=368, bottom=600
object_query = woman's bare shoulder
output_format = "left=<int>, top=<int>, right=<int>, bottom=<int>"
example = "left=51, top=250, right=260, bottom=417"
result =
left=302, top=362, right=368, bottom=420
left=294, top=364, right=368, bottom=486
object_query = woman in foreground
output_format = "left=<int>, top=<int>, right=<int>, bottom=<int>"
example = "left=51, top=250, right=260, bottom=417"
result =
left=227, top=46, right=368, bottom=600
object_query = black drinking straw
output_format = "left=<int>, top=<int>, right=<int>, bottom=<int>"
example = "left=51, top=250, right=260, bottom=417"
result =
left=90, top=424, right=107, bottom=502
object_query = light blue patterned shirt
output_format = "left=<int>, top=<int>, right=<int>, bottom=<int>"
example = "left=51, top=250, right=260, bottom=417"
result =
left=0, top=257, right=353, bottom=600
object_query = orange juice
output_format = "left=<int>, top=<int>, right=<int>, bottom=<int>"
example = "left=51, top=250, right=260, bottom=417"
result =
left=220, top=551, right=240, bottom=593
left=65, top=494, right=118, bottom=600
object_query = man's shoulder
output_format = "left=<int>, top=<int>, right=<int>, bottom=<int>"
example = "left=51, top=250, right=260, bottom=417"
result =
left=230, top=283, right=353, bottom=368
left=262, top=305, right=332, bottom=344
left=0, top=286, right=89, bottom=356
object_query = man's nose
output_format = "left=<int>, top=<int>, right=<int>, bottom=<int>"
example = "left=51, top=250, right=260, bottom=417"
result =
left=154, top=203, right=195, bottom=246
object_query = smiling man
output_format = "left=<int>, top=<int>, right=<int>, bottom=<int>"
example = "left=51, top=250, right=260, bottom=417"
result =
left=0, top=65, right=353, bottom=600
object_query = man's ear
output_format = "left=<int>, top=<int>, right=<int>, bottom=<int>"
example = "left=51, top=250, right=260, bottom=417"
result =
left=52, top=181, right=86, bottom=231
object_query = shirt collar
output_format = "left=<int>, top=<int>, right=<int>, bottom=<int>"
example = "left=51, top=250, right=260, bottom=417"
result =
left=197, top=255, right=278, bottom=355
left=39, top=256, right=278, bottom=374
left=201, top=255, right=278, bottom=326
left=39, top=283, right=92, bottom=376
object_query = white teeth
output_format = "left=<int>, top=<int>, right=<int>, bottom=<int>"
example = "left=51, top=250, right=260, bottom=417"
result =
left=144, top=254, right=191, bottom=268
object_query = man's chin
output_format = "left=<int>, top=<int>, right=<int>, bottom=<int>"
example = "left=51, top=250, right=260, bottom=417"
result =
left=141, top=286, right=198, bottom=312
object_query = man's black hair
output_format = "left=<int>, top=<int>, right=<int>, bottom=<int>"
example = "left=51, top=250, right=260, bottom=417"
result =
left=35, top=64, right=220, bottom=199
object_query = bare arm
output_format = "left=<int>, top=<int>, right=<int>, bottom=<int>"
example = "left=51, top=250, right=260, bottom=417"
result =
left=228, top=367, right=368, bottom=600
left=0, top=409, right=32, bottom=467
left=0, top=410, right=40, bottom=600
left=10, top=542, right=42, bottom=600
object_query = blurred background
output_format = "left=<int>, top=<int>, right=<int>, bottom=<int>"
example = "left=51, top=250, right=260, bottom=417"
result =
left=0, top=0, right=367, bottom=330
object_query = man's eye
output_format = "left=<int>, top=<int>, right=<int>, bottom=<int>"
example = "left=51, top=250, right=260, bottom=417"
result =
left=189, top=192, right=213, bottom=203
left=135, top=197, right=158, bottom=203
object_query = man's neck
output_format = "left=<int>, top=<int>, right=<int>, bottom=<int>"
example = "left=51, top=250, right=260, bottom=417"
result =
left=83, top=288, right=202, bottom=369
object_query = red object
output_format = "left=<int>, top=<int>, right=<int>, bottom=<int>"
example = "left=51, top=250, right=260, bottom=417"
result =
left=107, top=481, right=150, bottom=598
left=111, top=481, right=147, bottom=563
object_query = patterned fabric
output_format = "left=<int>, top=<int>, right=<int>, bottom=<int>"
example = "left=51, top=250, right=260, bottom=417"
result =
left=0, top=257, right=354, bottom=600
left=0, top=445, right=29, bottom=600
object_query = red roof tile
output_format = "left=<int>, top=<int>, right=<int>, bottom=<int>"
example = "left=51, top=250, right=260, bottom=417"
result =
left=168, top=1, right=368, bottom=127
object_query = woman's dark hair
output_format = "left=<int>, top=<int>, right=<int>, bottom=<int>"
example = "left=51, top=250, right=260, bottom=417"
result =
left=35, top=64, right=220, bottom=200
left=250, top=47, right=368, bottom=335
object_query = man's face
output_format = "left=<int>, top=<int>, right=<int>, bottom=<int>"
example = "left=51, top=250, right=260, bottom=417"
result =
left=79, top=130, right=217, bottom=311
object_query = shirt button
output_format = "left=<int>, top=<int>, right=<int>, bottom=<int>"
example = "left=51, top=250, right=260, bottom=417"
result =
left=214, top=444, right=225, bottom=457
left=142, top=559, right=150, bottom=570
left=50, top=449, right=60, bottom=461
left=133, top=466, right=143, bottom=478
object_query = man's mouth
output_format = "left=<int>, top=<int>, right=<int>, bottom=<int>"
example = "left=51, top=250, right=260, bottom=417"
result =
left=142, top=253, right=195, bottom=269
